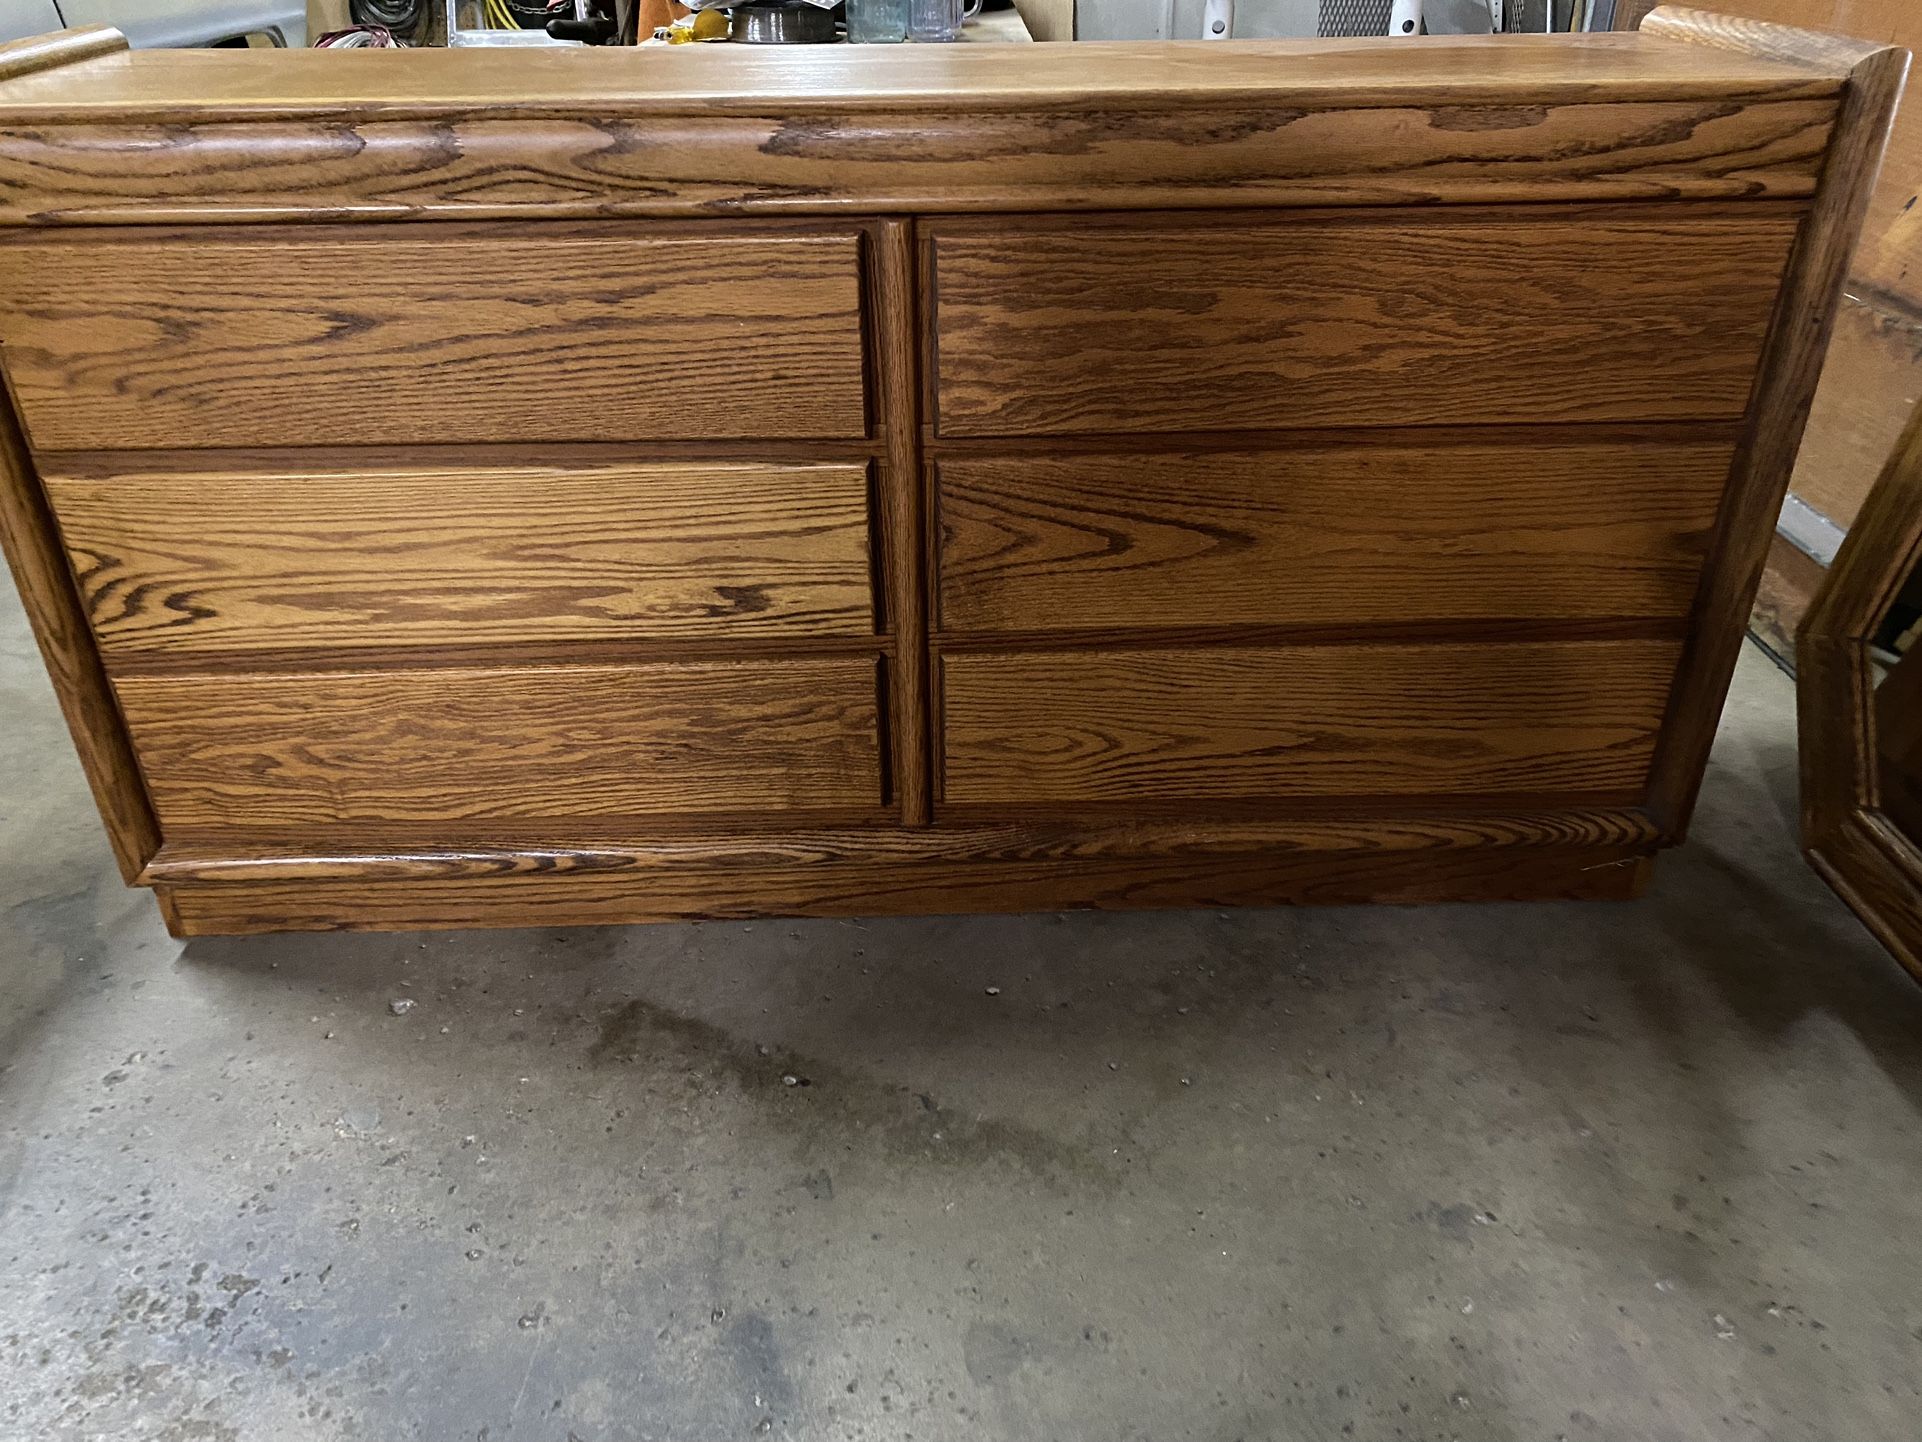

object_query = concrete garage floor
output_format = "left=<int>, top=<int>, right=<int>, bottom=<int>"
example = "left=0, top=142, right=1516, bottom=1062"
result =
left=4, top=590, right=1922, bottom=1442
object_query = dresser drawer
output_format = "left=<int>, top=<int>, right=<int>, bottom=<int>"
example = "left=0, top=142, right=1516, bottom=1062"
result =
left=937, top=439, right=1732, bottom=632
left=927, top=212, right=1798, bottom=437
left=940, top=640, right=1678, bottom=806
left=115, top=658, right=886, bottom=833
left=0, top=225, right=868, bottom=450
left=49, top=459, right=877, bottom=658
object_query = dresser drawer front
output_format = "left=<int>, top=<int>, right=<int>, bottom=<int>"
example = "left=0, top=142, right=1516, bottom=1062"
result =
left=928, top=213, right=1798, bottom=437
left=937, top=439, right=1732, bottom=632
left=116, top=659, right=885, bottom=832
left=941, top=640, right=1678, bottom=806
left=50, top=460, right=877, bottom=657
left=0, top=226, right=869, bottom=450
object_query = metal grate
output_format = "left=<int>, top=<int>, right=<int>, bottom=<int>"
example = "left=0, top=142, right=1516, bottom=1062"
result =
left=1318, top=0, right=1394, bottom=35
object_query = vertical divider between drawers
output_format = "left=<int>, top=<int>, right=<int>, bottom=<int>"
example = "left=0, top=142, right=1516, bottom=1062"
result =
left=869, top=219, right=933, bottom=825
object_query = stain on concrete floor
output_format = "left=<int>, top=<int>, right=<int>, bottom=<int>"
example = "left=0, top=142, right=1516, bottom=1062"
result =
left=3, top=585, right=1922, bottom=1441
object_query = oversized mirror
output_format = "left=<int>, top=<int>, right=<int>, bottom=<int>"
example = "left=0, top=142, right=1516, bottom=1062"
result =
left=1800, top=404, right=1922, bottom=981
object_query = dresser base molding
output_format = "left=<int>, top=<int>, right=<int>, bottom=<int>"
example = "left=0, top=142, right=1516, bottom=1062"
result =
left=153, top=842, right=1654, bottom=937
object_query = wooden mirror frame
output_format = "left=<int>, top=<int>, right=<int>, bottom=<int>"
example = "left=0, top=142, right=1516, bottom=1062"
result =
left=1799, top=404, right=1922, bottom=981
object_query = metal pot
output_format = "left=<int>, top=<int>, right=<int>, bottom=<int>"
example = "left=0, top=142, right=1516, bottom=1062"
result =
left=729, top=2, right=838, bottom=41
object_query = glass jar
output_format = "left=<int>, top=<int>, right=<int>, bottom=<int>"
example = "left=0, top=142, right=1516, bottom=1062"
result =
left=907, top=0, right=981, bottom=41
left=845, top=0, right=910, bottom=42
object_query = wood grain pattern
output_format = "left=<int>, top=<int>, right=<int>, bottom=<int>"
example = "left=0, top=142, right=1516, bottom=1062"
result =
left=937, top=439, right=1733, bottom=632
left=0, top=36, right=1845, bottom=222
left=869, top=220, right=933, bottom=824
left=0, top=34, right=1847, bottom=120
left=929, top=211, right=1801, bottom=437
left=940, top=640, right=1680, bottom=806
left=1797, top=634, right=1877, bottom=842
left=40, top=440, right=883, bottom=478
left=1646, top=21, right=1908, bottom=838
left=1808, top=811, right=1922, bottom=982
left=137, top=805, right=1662, bottom=882
left=0, top=100, right=1838, bottom=225
left=45, top=460, right=876, bottom=656
left=1874, top=639, right=1922, bottom=843
left=0, top=347, right=158, bottom=883
left=931, top=618, right=1689, bottom=654
left=1800, top=404, right=1922, bottom=647
left=1641, top=4, right=1893, bottom=69
left=114, top=658, right=886, bottom=831
left=1703, top=1, right=1922, bottom=650
left=1660, top=1, right=1920, bottom=311
left=151, top=842, right=1654, bottom=936
left=1799, top=401, right=1922, bottom=979
left=0, top=225, right=868, bottom=450
left=0, top=25, right=126, bottom=82
left=0, top=14, right=1897, bottom=935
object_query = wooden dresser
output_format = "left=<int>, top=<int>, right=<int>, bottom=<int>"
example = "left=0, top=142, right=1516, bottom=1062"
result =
left=0, top=13, right=1904, bottom=935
